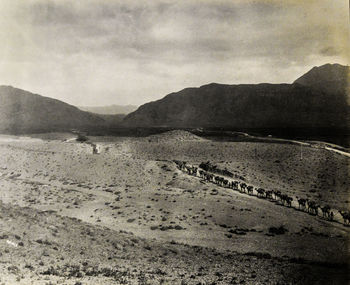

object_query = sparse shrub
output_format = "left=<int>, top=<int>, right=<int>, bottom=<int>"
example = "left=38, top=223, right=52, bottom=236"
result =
left=24, top=263, right=34, bottom=271
left=76, top=134, right=88, bottom=142
left=244, top=252, right=272, bottom=259
left=268, top=225, right=288, bottom=235
left=130, top=238, right=139, bottom=243
left=36, top=239, right=52, bottom=246
left=7, top=265, right=19, bottom=274
left=41, top=266, right=60, bottom=276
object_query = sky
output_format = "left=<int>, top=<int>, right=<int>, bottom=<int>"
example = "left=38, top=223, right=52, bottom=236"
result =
left=0, top=0, right=348, bottom=106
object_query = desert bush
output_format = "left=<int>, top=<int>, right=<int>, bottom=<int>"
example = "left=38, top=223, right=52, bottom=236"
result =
left=41, top=266, right=60, bottom=276
left=76, top=134, right=88, bottom=142
left=244, top=252, right=272, bottom=259
left=7, top=265, right=19, bottom=274
left=268, top=225, right=288, bottom=235
left=24, top=263, right=34, bottom=271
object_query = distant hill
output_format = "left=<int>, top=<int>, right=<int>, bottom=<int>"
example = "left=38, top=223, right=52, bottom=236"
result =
left=123, top=64, right=350, bottom=129
left=145, top=130, right=205, bottom=143
left=78, top=104, right=138, bottom=115
left=0, top=86, right=117, bottom=133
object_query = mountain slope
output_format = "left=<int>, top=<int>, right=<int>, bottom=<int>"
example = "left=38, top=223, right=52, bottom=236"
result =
left=294, top=63, right=349, bottom=95
left=78, top=104, right=138, bottom=115
left=123, top=64, right=349, bottom=129
left=0, top=86, right=107, bottom=133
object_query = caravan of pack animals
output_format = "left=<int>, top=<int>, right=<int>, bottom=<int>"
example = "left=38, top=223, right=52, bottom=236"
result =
left=175, top=161, right=350, bottom=224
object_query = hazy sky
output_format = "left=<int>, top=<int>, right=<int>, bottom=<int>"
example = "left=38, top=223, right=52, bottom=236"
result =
left=0, top=0, right=348, bottom=106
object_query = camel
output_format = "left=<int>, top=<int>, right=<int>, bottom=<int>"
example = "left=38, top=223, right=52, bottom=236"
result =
left=320, top=205, right=331, bottom=219
left=280, top=194, right=286, bottom=204
left=240, top=183, right=247, bottom=193
left=312, top=204, right=319, bottom=215
left=199, top=170, right=204, bottom=178
left=306, top=200, right=319, bottom=215
left=339, top=210, right=350, bottom=225
left=192, top=167, right=198, bottom=176
left=296, top=196, right=306, bottom=210
left=279, top=194, right=292, bottom=207
left=273, top=190, right=281, bottom=201
left=183, top=165, right=197, bottom=176
left=231, top=181, right=239, bottom=190
left=286, top=196, right=293, bottom=207
left=206, top=173, right=214, bottom=182
left=214, top=176, right=219, bottom=185
left=257, top=188, right=265, bottom=198
left=247, top=185, right=254, bottom=195
left=265, top=190, right=273, bottom=200
left=215, top=176, right=224, bottom=186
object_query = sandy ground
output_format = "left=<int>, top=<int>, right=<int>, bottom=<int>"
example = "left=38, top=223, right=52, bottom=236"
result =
left=0, top=131, right=349, bottom=284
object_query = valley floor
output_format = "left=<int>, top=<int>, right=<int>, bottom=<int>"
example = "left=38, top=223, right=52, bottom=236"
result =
left=0, top=132, right=349, bottom=284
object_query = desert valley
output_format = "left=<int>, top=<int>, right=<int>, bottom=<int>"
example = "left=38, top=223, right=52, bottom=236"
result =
left=0, top=61, right=349, bottom=284
left=0, top=129, right=349, bottom=284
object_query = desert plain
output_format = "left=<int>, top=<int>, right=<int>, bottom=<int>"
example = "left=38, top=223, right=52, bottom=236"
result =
left=0, top=130, right=349, bottom=284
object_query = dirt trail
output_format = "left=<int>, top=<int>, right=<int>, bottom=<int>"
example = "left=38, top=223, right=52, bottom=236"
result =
left=325, top=146, right=350, bottom=158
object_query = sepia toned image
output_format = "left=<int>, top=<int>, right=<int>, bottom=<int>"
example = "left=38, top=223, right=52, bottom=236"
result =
left=0, top=0, right=349, bottom=284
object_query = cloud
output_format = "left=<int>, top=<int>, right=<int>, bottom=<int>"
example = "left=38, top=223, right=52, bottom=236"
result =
left=0, top=0, right=348, bottom=106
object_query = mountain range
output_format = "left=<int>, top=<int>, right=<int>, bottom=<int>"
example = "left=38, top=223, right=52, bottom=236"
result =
left=124, top=63, right=349, bottom=129
left=0, top=63, right=348, bottom=134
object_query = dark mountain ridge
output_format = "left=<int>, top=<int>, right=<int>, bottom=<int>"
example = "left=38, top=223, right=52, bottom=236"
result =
left=123, top=64, right=349, bottom=130
left=0, top=86, right=121, bottom=134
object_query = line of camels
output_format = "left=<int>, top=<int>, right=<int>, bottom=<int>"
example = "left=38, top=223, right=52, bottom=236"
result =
left=174, top=160, right=350, bottom=226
